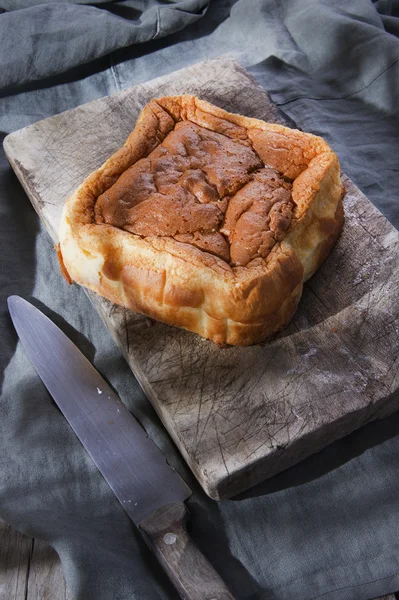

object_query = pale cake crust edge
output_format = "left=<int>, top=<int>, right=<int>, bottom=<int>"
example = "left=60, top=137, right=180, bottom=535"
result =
left=58, top=95, right=344, bottom=346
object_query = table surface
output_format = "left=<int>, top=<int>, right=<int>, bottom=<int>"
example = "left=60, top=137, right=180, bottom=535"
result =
left=0, top=520, right=397, bottom=600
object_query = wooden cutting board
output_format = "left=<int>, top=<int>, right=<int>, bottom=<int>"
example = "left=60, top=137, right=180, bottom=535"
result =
left=4, top=57, right=399, bottom=500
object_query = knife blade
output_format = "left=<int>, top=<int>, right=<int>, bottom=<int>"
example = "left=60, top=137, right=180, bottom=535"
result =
left=8, top=295, right=234, bottom=600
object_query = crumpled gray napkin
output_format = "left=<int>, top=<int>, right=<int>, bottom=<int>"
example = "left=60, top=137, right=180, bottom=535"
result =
left=0, top=0, right=210, bottom=89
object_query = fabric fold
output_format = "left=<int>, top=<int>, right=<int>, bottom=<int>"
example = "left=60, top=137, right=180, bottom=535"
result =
left=0, top=0, right=209, bottom=90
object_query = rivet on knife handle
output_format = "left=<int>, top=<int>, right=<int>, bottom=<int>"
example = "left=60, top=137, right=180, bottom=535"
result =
left=139, top=502, right=235, bottom=600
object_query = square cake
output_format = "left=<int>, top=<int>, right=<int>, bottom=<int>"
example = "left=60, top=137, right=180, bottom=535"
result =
left=58, top=95, right=344, bottom=345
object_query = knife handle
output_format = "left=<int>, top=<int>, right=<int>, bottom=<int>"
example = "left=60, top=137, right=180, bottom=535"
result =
left=139, top=502, right=235, bottom=600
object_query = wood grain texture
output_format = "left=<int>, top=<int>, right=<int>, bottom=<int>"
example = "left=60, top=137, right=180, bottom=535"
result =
left=140, top=503, right=235, bottom=600
left=0, top=519, right=396, bottom=600
left=0, top=521, right=70, bottom=600
left=0, top=520, right=32, bottom=600
left=25, top=538, right=71, bottom=600
left=3, top=57, right=399, bottom=499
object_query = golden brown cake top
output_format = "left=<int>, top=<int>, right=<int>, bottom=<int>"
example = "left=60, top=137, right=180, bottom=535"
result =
left=95, top=119, right=294, bottom=268
left=59, top=94, right=343, bottom=346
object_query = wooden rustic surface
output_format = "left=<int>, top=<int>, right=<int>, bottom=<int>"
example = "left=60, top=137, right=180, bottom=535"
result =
left=139, top=503, right=235, bottom=600
left=0, top=520, right=71, bottom=600
left=0, top=520, right=396, bottom=600
left=3, top=57, right=399, bottom=500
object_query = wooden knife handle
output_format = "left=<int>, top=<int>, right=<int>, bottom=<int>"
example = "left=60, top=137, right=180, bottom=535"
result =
left=139, top=502, right=235, bottom=600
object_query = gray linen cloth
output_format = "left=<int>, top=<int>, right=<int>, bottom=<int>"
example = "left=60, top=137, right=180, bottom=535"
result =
left=1, top=1, right=399, bottom=598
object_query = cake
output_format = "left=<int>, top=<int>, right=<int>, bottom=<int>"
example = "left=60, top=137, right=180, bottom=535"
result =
left=58, top=95, right=344, bottom=345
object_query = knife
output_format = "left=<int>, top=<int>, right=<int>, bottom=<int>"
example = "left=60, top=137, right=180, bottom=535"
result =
left=8, top=295, right=235, bottom=600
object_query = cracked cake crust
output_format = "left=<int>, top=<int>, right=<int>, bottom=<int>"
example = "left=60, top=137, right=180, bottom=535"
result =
left=58, top=95, right=344, bottom=345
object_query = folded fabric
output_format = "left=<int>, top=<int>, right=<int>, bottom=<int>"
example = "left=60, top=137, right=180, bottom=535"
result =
left=0, top=0, right=210, bottom=89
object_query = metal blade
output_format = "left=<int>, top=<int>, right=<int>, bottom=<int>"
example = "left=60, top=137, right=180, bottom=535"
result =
left=8, top=296, right=191, bottom=524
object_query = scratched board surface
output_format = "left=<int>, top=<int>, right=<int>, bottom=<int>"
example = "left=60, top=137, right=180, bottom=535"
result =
left=4, top=58, right=399, bottom=499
